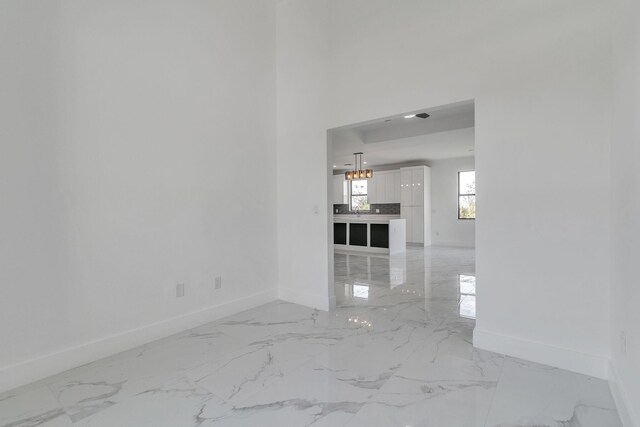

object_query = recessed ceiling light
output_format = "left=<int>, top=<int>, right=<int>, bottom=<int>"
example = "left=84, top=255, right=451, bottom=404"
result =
left=333, top=165, right=337, bottom=168
left=363, top=161, right=367, bottom=164
left=404, top=114, right=416, bottom=119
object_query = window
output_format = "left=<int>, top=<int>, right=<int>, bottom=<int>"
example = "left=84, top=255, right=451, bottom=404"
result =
left=458, top=171, right=475, bottom=219
left=350, top=180, right=370, bottom=211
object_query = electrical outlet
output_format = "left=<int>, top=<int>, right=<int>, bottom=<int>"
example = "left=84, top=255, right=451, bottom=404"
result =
left=215, top=276, right=222, bottom=290
left=376, top=209, right=380, bottom=213
left=176, top=283, right=185, bottom=298
left=620, top=331, right=627, bottom=355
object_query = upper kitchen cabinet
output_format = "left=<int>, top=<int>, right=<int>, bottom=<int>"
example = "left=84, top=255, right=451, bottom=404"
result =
left=387, top=171, right=400, bottom=203
left=367, top=175, right=378, bottom=204
left=369, top=170, right=400, bottom=204
left=332, top=175, right=347, bottom=205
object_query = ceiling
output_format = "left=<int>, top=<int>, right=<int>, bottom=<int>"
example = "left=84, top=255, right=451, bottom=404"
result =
left=331, top=101, right=475, bottom=171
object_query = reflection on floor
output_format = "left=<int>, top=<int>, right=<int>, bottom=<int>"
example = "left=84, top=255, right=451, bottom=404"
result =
left=0, top=247, right=621, bottom=426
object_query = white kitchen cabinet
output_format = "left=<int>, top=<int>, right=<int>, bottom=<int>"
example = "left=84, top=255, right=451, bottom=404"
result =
left=332, top=175, right=347, bottom=205
left=374, top=174, right=383, bottom=204
left=386, top=171, right=400, bottom=203
left=401, top=207, right=413, bottom=243
left=372, top=173, right=385, bottom=204
left=400, top=170, right=412, bottom=206
left=367, top=174, right=378, bottom=204
left=401, top=206, right=425, bottom=243
left=400, top=166, right=431, bottom=245
left=411, top=169, right=424, bottom=206
left=368, top=171, right=401, bottom=204
left=413, top=206, right=424, bottom=243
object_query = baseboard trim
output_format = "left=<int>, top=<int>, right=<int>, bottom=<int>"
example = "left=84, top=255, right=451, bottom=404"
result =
left=278, top=286, right=331, bottom=311
left=473, top=328, right=609, bottom=379
left=432, top=240, right=475, bottom=248
left=0, top=289, right=278, bottom=394
left=328, top=294, right=337, bottom=311
left=609, top=361, right=639, bottom=427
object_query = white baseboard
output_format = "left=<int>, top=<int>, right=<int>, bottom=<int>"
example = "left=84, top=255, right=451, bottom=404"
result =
left=473, top=328, right=609, bottom=379
left=0, top=289, right=278, bottom=394
left=328, top=294, right=336, bottom=311
left=609, top=361, right=640, bottom=427
left=278, top=286, right=331, bottom=311
left=432, top=240, right=475, bottom=248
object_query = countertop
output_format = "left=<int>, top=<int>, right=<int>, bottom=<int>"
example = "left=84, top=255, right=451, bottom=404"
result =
left=333, top=214, right=402, bottom=222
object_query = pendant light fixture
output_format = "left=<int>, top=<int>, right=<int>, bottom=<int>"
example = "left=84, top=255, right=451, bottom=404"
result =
left=345, top=152, right=373, bottom=180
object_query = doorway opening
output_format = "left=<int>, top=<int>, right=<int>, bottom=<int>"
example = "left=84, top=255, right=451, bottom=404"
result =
left=326, top=100, right=476, bottom=322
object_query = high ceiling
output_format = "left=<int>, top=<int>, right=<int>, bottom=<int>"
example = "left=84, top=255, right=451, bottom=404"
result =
left=331, top=101, right=475, bottom=171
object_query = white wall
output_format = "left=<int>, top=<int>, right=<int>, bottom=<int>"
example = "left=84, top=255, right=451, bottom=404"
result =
left=276, top=0, right=333, bottom=310
left=610, top=0, right=640, bottom=424
left=431, top=156, right=475, bottom=248
left=0, top=0, right=278, bottom=392
left=276, top=0, right=612, bottom=378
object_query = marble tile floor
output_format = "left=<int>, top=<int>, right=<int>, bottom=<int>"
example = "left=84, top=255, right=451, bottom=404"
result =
left=0, top=246, right=622, bottom=427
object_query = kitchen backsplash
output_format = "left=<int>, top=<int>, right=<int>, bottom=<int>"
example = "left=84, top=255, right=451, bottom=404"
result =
left=333, top=203, right=400, bottom=215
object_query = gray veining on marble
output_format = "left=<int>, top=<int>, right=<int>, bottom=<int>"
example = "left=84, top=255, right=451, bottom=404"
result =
left=0, top=247, right=622, bottom=427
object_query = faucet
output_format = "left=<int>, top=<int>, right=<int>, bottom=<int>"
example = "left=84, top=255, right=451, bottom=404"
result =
left=355, top=207, right=361, bottom=217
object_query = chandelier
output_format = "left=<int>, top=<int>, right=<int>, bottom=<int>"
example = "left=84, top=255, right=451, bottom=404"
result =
left=345, top=152, right=373, bottom=180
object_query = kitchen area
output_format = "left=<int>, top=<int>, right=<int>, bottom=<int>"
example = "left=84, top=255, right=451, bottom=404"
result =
left=332, top=163, right=431, bottom=255
left=330, top=102, right=475, bottom=258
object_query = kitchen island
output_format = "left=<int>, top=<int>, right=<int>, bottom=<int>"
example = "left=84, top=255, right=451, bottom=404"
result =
left=333, top=215, right=406, bottom=254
